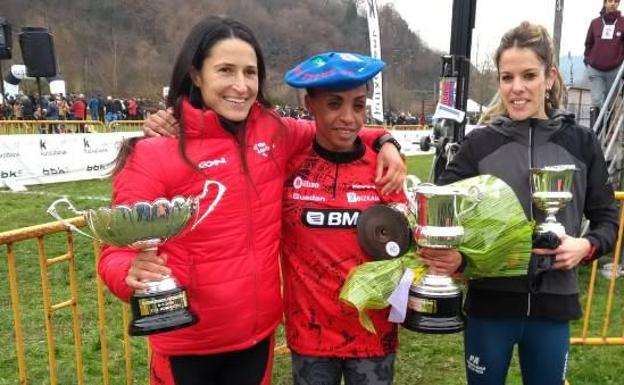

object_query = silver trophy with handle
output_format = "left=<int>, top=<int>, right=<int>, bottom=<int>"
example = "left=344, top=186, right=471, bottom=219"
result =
left=402, top=175, right=479, bottom=334
left=530, top=164, right=577, bottom=272
left=47, top=180, right=225, bottom=336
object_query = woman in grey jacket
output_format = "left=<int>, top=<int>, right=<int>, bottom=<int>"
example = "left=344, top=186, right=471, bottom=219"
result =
left=422, top=21, right=618, bottom=385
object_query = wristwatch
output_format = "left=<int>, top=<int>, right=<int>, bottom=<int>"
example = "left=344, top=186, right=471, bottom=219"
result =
left=373, top=133, right=401, bottom=153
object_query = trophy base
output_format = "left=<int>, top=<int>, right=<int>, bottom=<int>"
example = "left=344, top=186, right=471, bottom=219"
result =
left=402, top=313, right=464, bottom=334
left=402, top=278, right=464, bottom=334
left=129, top=287, right=198, bottom=336
left=129, top=309, right=198, bottom=336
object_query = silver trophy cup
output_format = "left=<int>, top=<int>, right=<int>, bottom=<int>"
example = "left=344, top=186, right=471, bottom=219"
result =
left=530, top=165, right=577, bottom=273
left=531, top=165, right=576, bottom=237
left=402, top=177, right=478, bottom=334
left=48, top=180, right=226, bottom=336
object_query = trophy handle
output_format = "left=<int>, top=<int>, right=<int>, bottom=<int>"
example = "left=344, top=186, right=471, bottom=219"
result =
left=403, top=175, right=422, bottom=212
left=191, top=180, right=226, bottom=230
left=456, top=185, right=481, bottom=218
left=46, top=198, right=95, bottom=240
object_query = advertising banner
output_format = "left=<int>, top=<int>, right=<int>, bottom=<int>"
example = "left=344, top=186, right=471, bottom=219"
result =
left=0, top=132, right=142, bottom=190
left=365, top=0, right=384, bottom=123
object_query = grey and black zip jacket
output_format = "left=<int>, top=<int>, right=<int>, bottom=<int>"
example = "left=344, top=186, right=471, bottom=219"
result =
left=438, top=112, right=618, bottom=320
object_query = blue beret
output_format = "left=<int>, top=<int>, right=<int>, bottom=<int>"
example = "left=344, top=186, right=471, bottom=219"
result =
left=284, top=52, right=385, bottom=91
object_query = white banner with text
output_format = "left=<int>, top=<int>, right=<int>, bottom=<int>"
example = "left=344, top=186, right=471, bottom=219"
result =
left=0, top=132, right=142, bottom=190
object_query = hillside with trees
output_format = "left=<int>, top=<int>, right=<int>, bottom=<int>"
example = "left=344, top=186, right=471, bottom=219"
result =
left=0, top=0, right=497, bottom=113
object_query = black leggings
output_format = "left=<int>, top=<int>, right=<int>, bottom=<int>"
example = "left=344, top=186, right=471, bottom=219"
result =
left=169, top=337, right=271, bottom=385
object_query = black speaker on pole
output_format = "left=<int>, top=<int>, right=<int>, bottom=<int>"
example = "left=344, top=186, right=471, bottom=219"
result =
left=0, top=17, right=11, bottom=60
left=19, top=27, right=57, bottom=78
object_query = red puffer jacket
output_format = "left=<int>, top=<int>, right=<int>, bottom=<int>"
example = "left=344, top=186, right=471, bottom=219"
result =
left=98, top=99, right=315, bottom=356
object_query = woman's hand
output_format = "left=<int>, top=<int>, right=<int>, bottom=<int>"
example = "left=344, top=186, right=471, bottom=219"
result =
left=418, top=248, right=463, bottom=275
left=533, top=234, right=592, bottom=270
left=143, top=108, right=179, bottom=137
left=375, top=142, right=407, bottom=195
left=125, top=249, right=172, bottom=290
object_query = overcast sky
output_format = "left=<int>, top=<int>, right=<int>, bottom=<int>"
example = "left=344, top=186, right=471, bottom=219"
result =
left=381, top=0, right=601, bottom=63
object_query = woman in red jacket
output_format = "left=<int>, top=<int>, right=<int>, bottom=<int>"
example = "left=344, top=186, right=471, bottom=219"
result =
left=98, top=16, right=403, bottom=385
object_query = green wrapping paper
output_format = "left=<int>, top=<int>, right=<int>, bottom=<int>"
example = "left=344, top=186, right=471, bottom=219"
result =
left=453, top=175, right=534, bottom=278
left=339, top=253, right=427, bottom=333
left=340, top=175, right=534, bottom=333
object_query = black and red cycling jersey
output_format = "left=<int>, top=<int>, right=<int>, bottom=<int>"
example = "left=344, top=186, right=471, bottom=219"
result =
left=281, top=137, right=403, bottom=358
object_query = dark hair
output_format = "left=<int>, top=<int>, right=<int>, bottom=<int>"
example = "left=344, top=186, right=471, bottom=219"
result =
left=113, top=16, right=272, bottom=176
left=480, top=21, right=565, bottom=124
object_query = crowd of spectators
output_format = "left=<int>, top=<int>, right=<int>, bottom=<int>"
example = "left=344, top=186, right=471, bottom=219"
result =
left=1, top=95, right=432, bottom=131
left=0, top=92, right=159, bottom=133
left=385, top=110, right=428, bottom=126
left=273, top=104, right=431, bottom=126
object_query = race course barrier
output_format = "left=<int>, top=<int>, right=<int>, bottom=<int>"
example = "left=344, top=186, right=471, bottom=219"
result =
left=0, top=216, right=289, bottom=385
left=0, top=120, right=107, bottom=134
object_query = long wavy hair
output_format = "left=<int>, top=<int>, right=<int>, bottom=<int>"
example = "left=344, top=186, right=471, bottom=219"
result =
left=479, top=21, right=566, bottom=125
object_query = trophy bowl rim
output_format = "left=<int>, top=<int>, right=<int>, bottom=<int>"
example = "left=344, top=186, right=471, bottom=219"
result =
left=84, top=196, right=197, bottom=247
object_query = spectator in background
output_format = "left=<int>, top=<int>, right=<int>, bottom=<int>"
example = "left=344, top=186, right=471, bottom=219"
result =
left=72, top=94, right=87, bottom=132
left=21, top=95, right=34, bottom=120
left=127, top=97, right=139, bottom=119
left=88, top=94, right=100, bottom=121
left=112, top=97, right=125, bottom=121
left=13, top=98, right=23, bottom=120
left=46, top=96, right=60, bottom=133
left=104, top=96, right=114, bottom=123
left=584, top=0, right=624, bottom=126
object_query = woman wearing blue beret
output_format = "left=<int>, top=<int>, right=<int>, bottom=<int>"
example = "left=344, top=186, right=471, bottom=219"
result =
left=281, top=52, right=457, bottom=385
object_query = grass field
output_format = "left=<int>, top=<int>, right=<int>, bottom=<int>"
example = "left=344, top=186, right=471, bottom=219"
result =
left=0, top=154, right=623, bottom=384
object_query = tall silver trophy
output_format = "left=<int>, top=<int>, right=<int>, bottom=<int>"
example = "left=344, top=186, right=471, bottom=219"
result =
left=48, top=180, right=226, bottom=336
left=530, top=165, right=577, bottom=268
left=402, top=176, right=478, bottom=334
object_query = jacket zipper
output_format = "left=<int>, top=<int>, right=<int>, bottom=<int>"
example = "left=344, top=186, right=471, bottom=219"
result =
left=236, top=132, right=259, bottom=343
left=245, top=176, right=259, bottom=342
left=332, top=164, right=340, bottom=198
left=527, top=122, right=535, bottom=317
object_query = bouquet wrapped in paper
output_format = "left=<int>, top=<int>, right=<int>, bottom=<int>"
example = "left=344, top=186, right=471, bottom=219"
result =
left=340, top=175, right=534, bottom=333
left=339, top=252, right=427, bottom=333
left=455, top=175, right=534, bottom=278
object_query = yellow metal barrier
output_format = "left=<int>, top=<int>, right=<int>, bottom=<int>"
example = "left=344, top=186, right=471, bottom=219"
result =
left=0, top=120, right=107, bottom=134
left=0, top=216, right=288, bottom=384
left=0, top=217, right=142, bottom=385
left=391, top=124, right=430, bottom=131
left=107, top=120, right=145, bottom=133
left=566, top=191, right=624, bottom=384
left=572, top=191, right=624, bottom=345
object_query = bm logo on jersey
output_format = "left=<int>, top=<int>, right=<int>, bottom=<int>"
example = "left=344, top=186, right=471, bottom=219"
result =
left=302, top=209, right=360, bottom=228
